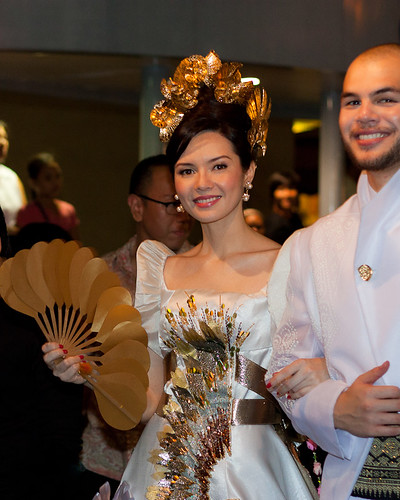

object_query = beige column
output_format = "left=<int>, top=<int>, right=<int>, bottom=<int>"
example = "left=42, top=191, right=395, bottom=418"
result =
left=139, top=60, right=169, bottom=160
left=318, top=73, right=345, bottom=216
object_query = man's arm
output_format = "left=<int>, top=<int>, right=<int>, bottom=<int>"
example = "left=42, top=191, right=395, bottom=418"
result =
left=334, top=361, right=400, bottom=437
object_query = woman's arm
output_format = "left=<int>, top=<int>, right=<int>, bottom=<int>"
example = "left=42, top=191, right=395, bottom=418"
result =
left=42, top=341, right=165, bottom=423
left=266, top=357, right=329, bottom=400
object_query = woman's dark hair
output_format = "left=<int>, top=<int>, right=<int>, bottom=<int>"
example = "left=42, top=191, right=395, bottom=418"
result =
left=166, top=88, right=253, bottom=171
left=27, top=152, right=58, bottom=180
left=0, top=205, right=11, bottom=259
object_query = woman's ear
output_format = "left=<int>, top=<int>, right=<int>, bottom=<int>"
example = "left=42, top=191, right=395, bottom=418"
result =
left=127, top=194, right=144, bottom=223
left=244, top=161, right=257, bottom=186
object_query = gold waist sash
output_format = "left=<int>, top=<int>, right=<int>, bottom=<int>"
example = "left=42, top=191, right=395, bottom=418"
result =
left=352, top=436, right=400, bottom=499
left=156, top=352, right=282, bottom=425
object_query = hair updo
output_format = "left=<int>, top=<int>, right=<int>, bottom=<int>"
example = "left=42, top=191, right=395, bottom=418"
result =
left=166, top=88, right=254, bottom=172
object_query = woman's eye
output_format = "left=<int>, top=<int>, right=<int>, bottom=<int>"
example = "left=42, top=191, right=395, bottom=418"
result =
left=177, top=168, right=193, bottom=176
left=214, top=163, right=227, bottom=170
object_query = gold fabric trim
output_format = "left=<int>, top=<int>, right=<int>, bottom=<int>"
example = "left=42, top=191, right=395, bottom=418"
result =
left=352, top=436, right=400, bottom=499
left=231, top=398, right=282, bottom=426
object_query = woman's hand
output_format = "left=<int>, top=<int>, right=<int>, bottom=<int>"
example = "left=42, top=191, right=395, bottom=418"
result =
left=266, top=358, right=329, bottom=399
left=42, top=342, right=86, bottom=384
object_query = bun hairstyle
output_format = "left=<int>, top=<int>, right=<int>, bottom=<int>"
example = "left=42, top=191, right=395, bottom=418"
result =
left=166, top=87, right=253, bottom=172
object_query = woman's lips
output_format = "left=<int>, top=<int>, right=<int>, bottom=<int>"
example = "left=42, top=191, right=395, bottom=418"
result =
left=193, top=195, right=221, bottom=207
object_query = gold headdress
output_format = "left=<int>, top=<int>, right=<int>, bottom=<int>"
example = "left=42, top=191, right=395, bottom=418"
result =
left=150, top=51, right=271, bottom=157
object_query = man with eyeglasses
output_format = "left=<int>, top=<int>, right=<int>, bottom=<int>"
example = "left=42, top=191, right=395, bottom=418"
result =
left=102, top=154, right=193, bottom=298
left=78, top=155, right=193, bottom=498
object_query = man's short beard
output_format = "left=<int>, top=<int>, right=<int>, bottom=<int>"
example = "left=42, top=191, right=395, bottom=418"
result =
left=344, top=137, right=400, bottom=172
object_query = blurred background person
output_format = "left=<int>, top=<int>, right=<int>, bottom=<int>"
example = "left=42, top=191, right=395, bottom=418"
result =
left=243, top=207, right=265, bottom=234
left=16, top=152, right=80, bottom=240
left=265, top=170, right=303, bottom=244
left=77, top=154, right=193, bottom=499
left=0, top=120, right=27, bottom=234
left=0, top=204, right=84, bottom=500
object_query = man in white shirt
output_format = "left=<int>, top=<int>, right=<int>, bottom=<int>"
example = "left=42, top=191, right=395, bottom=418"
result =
left=0, top=120, right=26, bottom=231
left=268, top=43, right=400, bottom=500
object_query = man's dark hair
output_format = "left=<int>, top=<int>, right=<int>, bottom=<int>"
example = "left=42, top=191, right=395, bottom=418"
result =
left=129, top=154, right=172, bottom=195
left=269, top=171, right=300, bottom=198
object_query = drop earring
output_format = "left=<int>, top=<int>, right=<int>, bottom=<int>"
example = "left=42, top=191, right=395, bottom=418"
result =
left=242, top=181, right=253, bottom=202
left=174, top=193, right=185, bottom=213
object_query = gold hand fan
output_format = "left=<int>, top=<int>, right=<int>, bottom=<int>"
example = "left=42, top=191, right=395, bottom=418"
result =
left=0, top=239, right=149, bottom=430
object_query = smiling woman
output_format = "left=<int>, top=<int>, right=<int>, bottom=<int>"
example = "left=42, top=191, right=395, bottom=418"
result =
left=42, top=51, right=328, bottom=500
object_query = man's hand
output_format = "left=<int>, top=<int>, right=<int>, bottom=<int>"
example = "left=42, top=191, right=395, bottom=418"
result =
left=334, top=361, right=400, bottom=437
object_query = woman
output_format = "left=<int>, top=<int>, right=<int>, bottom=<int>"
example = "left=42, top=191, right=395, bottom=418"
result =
left=44, top=52, right=327, bottom=499
left=16, top=152, right=80, bottom=240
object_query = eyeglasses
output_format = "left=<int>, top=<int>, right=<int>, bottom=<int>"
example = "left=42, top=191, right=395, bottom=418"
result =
left=137, top=194, right=181, bottom=215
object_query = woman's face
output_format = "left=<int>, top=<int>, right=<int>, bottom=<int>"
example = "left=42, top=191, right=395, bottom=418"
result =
left=174, top=131, right=254, bottom=224
left=32, top=164, right=63, bottom=198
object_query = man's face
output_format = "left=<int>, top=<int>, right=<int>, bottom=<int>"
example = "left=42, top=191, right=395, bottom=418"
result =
left=339, top=52, right=400, bottom=173
left=274, top=187, right=299, bottom=213
left=0, top=126, right=9, bottom=164
left=138, top=165, right=192, bottom=251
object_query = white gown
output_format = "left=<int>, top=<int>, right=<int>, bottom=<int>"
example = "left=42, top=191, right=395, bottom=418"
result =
left=121, top=240, right=315, bottom=500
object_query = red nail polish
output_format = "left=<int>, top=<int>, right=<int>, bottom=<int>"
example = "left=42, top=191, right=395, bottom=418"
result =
left=63, top=349, right=68, bottom=354
left=59, top=344, right=64, bottom=349
left=266, top=382, right=272, bottom=389
left=287, top=394, right=292, bottom=399
left=79, top=355, right=84, bottom=360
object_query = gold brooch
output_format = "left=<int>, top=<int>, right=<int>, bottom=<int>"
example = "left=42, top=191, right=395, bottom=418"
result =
left=150, top=51, right=271, bottom=157
left=358, top=264, right=373, bottom=281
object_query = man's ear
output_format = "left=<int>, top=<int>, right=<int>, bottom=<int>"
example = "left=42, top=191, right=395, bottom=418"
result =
left=127, top=194, right=144, bottom=222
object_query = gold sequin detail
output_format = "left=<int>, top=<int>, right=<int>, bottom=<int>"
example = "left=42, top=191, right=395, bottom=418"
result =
left=147, top=299, right=250, bottom=499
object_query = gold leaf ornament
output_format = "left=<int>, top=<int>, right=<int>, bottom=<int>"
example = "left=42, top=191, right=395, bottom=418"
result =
left=150, top=50, right=271, bottom=157
left=0, top=239, right=149, bottom=430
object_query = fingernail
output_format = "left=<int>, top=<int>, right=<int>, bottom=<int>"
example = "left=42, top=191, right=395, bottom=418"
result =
left=266, top=382, right=272, bottom=389
left=276, top=392, right=281, bottom=397
left=63, top=349, right=68, bottom=354
left=59, top=344, right=64, bottom=349
left=287, top=394, right=291, bottom=399
left=79, top=355, right=84, bottom=360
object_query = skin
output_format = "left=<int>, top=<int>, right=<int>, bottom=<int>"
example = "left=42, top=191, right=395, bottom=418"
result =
left=31, top=162, right=80, bottom=240
left=244, top=209, right=265, bottom=234
left=339, top=48, right=400, bottom=191
left=43, top=132, right=329, bottom=415
left=0, top=125, right=9, bottom=163
left=273, top=186, right=299, bottom=217
left=31, top=164, right=63, bottom=200
left=43, top=163, right=192, bottom=386
left=127, top=165, right=192, bottom=253
left=333, top=47, right=400, bottom=437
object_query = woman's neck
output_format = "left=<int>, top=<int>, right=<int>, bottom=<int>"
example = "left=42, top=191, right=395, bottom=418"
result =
left=198, top=209, right=255, bottom=258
